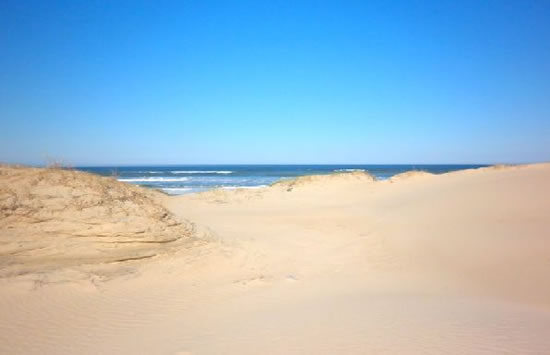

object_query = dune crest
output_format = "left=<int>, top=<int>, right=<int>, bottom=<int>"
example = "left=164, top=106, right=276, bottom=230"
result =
left=389, top=170, right=434, bottom=182
left=272, top=170, right=376, bottom=190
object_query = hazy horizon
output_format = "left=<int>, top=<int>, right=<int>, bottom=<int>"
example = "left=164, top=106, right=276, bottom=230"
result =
left=11, top=161, right=530, bottom=168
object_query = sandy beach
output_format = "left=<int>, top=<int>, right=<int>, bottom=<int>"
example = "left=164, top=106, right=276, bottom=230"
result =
left=1, top=163, right=550, bottom=354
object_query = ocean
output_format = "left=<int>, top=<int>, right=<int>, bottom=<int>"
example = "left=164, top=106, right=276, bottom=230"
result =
left=77, top=165, right=487, bottom=195
left=77, top=165, right=488, bottom=195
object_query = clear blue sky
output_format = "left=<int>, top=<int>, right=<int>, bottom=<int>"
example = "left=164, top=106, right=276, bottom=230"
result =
left=1, top=0, right=549, bottom=165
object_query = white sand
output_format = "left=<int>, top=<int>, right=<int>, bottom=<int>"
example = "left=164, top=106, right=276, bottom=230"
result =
left=1, top=163, right=550, bottom=354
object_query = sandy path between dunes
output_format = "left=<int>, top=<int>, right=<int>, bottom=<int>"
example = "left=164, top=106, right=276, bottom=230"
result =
left=1, top=164, right=550, bottom=354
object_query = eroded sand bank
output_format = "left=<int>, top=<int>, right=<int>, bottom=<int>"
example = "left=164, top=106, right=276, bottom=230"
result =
left=1, top=164, right=549, bottom=354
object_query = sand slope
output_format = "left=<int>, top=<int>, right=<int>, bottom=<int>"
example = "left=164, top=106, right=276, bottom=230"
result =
left=0, top=166, right=197, bottom=279
left=1, top=164, right=550, bottom=354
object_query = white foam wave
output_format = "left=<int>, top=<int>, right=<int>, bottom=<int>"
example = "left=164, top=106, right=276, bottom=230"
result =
left=118, top=177, right=190, bottom=182
left=334, top=169, right=365, bottom=172
left=171, top=170, right=233, bottom=174
left=160, top=187, right=194, bottom=195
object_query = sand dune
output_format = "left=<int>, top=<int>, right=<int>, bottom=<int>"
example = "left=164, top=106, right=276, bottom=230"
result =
left=271, top=170, right=376, bottom=190
left=1, top=164, right=550, bottom=354
left=0, top=166, right=197, bottom=280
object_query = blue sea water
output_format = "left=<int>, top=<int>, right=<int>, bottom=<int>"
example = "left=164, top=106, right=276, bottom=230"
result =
left=77, top=165, right=488, bottom=195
